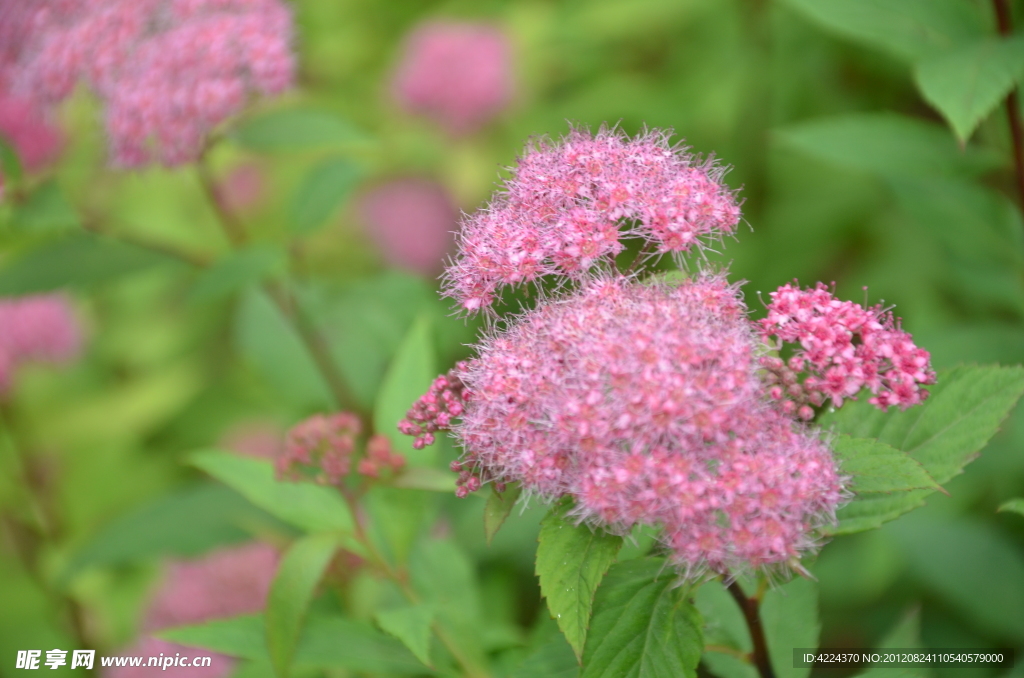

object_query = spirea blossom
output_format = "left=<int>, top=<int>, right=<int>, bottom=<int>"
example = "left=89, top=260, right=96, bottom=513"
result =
left=759, top=282, right=935, bottom=412
left=11, top=0, right=295, bottom=166
left=403, top=277, right=844, bottom=574
left=357, top=178, right=458, bottom=276
left=277, top=412, right=361, bottom=485
left=0, top=294, right=81, bottom=393
left=444, top=127, right=742, bottom=312
left=392, top=21, right=514, bottom=136
left=0, top=95, right=63, bottom=171
left=106, top=542, right=278, bottom=678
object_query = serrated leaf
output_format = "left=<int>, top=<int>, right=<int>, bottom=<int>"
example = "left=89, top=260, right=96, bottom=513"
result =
left=778, top=0, right=986, bottom=62
left=233, top=109, right=367, bottom=152
left=374, top=314, right=437, bottom=466
left=581, top=558, right=702, bottom=678
left=266, top=533, right=339, bottom=678
left=161, top=614, right=431, bottom=675
left=762, top=578, right=820, bottom=678
left=235, top=288, right=333, bottom=411
left=375, top=604, right=434, bottom=668
left=290, top=156, right=362, bottom=235
left=998, top=498, right=1024, bottom=516
left=822, top=365, right=1024, bottom=533
left=775, top=113, right=1000, bottom=179
left=0, top=233, right=176, bottom=294
left=188, top=246, right=284, bottom=305
left=537, top=504, right=623, bottom=660
left=13, top=180, right=80, bottom=232
left=60, top=483, right=273, bottom=584
left=485, top=484, right=522, bottom=545
left=832, top=435, right=941, bottom=493
left=188, top=450, right=359, bottom=548
left=914, top=36, right=1024, bottom=142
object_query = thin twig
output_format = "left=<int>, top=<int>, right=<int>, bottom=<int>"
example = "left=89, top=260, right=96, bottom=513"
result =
left=993, top=0, right=1024, bottom=208
left=726, top=579, right=776, bottom=678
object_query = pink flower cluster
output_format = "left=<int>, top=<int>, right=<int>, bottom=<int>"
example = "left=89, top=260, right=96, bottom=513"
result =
left=392, top=21, right=514, bottom=137
left=0, top=94, right=63, bottom=171
left=107, top=542, right=278, bottom=678
left=9, top=0, right=295, bottom=166
left=356, top=434, right=406, bottom=478
left=398, top=363, right=469, bottom=450
left=0, top=294, right=81, bottom=394
left=277, top=412, right=361, bottom=485
left=759, top=282, right=935, bottom=412
left=357, top=178, right=458, bottom=277
left=404, top=277, right=843, bottom=573
left=443, top=127, right=742, bottom=312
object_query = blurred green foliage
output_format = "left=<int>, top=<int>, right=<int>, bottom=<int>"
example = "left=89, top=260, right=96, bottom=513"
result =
left=3, top=0, right=1024, bottom=677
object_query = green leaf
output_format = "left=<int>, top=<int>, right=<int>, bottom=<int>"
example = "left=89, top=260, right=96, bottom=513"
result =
left=410, top=538, right=487, bottom=670
left=832, top=435, right=941, bottom=494
left=235, top=288, right=333, bottom=411
left=266, top=533, right=339, bottom=678
left=695, top=580, right=756, bottom=678
left=374, top=314, right=437, bottom=466
left=822, top=365, right=1024, bottom=533
left=485, top=484, right=523, bottom=545
left=60, top=483, right=272, bottom=585
left=581, top=558, right=702, bottom=678
left=777, top=0, right=986, bottom=62
left=0, top=135, right=24, bottom=184
left=188, top=246, right=284, bottom=305
left=289, top=156, right=362, bottom=235
left=391, top=466, right=457, bottom=492
left=774, top=113, right=1000, bottom=179
left=233, top=109, right=367, bottom=152
left=537, top=503, right=623, bottom=660
left=0, top=233, right=176, bottom=294
left=998, top=498, right=1024, bottom=516
left=366, top=487, right=436, bottom=565
left=889, top=516, right=1024, bottom=640
left=510, top=632, right=580, bottom=678
left=856, top=610, right=926, bottom=678
left=914, top=36, right=1024, bottom=142
left=374, top=604, right=435, bottom=668
left=188, top=450, right=359, bottom=548
left=161, top=614, right=431, bottom=675
left=12, top=180, right=81, bottom=232
left=762, top=578, right=820, bottom=678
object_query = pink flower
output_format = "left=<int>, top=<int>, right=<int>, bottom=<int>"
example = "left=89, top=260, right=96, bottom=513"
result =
left=759, top=282, right=935, bottom=412
left=10, top=0, right=295, bottom=167
left=277, top=412, right=361, bottom=485
left=443, top=126, right=742, bottom=313
left=0, top=94, right=63, bottom=172
left=144, top=542, right=278, bottom=631
left=219, top=420, right=283, bottom=460
left=403, top=277, right=844, bottom=574
left=392, top=20, right=514, bottom=136
left=214, top=161, right=266, bottom=216
left=0, top=294, right=81, bottom=394
left=357, top=178, right=458, bottom=277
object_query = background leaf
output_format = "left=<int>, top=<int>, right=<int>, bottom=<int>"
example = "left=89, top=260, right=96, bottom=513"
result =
left=188, top=246, right=284, bottom=305
left=762, top=578, right=820, bottom=678
left=12, top=180, right=81, bottom=232
left=375, top=603, right=435, bottom=668
left=233, top=109, right=368, bottom=152
left=485, top=484, right=522, bottom=545
left=374, top=314, right=437, bottom=466
left=289, top=156, right=363, bottom=235
left=537, top=503, right=623, bottom=660
left=998, top=498, right=1024, bottom=516
left=265, top=533, right=339, bottom=678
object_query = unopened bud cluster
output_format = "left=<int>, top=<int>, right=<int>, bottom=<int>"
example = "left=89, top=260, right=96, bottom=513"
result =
left=401, top=127, right=935, bottom=578
left=278, top=413, right=405, bottom=485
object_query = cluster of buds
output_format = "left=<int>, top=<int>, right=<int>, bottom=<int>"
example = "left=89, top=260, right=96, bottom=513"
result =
left=276, top=413, right=360, bottom=485
left=759, top=356, right=824, bottom=421
left=398, top=363, right=469, bottom=449
left=450, top=458, right=507, bottom=499
left=759, top=282, right=935, bottom=411
left=356, top=434, right=406, bottom=478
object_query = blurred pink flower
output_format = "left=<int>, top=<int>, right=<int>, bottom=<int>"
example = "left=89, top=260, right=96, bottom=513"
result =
left=444, top=126, right=742, bottom=313
left=214, top=162, right=266, bottom=216
left=0, top=94, right=63, bottom=171
left=392, top=20, right=514, bottom=136
left=144, top=542, right=278, bottom=631
left=0, top=294, right=81, bottom=394
left=357, top=178, right=457, bottom=276
left=219, top=419, right=283, bottom=460
left=10, top=0, right=295, bottom=167
left=277, top=412, right=361, bottom=485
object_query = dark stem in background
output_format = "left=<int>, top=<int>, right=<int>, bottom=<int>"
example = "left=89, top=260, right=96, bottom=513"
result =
left=993, top=0, right=1024, bottom=208
left=726, top=579, right=776, bottom=678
